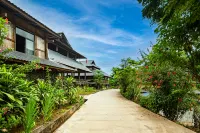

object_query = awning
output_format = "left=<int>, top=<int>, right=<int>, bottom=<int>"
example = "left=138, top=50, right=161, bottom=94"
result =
left=5, top=51, right=76, bottom=72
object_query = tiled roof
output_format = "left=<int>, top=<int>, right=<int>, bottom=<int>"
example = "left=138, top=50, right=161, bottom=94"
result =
left=48, top=49, right=91, bottom=72
left=75, top=70, right=110, bottom=77
left=57, top=32, right=73, bottom=49
left=5, top=51, right=76, bottom=72
left=80, top=60, right=100, bottom=69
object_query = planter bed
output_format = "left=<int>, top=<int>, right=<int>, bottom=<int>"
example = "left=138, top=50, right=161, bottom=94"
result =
left=9, top=101, right=85, bottom=133
left=32, top=103, right=81, bottom=133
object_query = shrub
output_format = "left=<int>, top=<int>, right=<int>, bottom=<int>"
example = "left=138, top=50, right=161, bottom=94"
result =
left=123, top=81, right=141, bottom=101
left=138, top=64, right=197, bottom=120
left=0, top=63, right=36, bottom=129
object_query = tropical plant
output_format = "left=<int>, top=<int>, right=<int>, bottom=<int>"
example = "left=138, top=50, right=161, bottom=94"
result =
left=63, top=76, right=75, bottom=93
left=23, top=97, right=38, bottom=133
left=94, top=70, right=104, bottom=89
left=42, top=93, right=55, bottom=122
left=0, top=63, right=36, bottom=129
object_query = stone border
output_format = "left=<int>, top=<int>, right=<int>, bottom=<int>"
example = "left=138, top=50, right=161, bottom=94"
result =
left=32, top=102, right=84, bottom=133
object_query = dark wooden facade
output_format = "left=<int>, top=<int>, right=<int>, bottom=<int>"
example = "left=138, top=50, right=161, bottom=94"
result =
left=0, top=0, right=86, bottom=73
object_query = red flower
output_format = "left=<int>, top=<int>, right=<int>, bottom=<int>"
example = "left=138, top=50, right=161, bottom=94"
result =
left=5, top=18, right=8, bottom=24
left=0, top=49, right=2, bottom=52
left=172, top=72, right=176, bottom=75
left=159, top=80, right=163, bottom=84
left=145, top=66, right=148, bottom=69
left=167, top=72, right=170, bottom=76
left=154, top=80, right=158, bottom=83
left=156, top=86, right=161, bottom=89
left=149, top=75, right=153, bottom=79
left=2, top=107, right=9, bottom=115
left=178, top=98, right=182, bottom=102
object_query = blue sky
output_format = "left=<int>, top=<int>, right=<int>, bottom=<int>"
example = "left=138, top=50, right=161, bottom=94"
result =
left=10, top=0, right=156, bottom=74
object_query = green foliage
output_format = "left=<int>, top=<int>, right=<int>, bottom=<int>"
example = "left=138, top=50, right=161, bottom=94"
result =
left=0, top=18, right=8, bottom=46
left=141, top=64, right=197, bottom=121
left=67, top=88, right=80, bottom=104
left=124, top=81, right=141, bottom=102
left=138, top=0, right=200, bottom=79
left=114, top=0, right=200, bottom=128
left=42, top=93, right=55, bottom=122
left=64, top=76, right=75, bottom=92
left=61, top=77, right=81, bottom=104
left=112, top=56, right=198, bottom=122
left=94, top=70, right=104, bottom=89
left=139, top=95, right=159, bottom=113
left=23, top=97, right=38, bottom=133
left=112, top=58, right=141, bottom=102
left=0, top=63, right=36, bottom=129
left=0, top=63, right=82, bottom=131
left=77, top=86, right=97, bottom=95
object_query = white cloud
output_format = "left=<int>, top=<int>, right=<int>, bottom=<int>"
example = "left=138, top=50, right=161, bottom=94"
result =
left=9, top=0, right=156, bottom=74
left=10, top=0, right=144, bottom=47
left=106, top=50, right=117, bottom=54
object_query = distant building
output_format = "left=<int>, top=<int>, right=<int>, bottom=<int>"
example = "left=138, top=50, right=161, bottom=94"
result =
left=75, top=60, right=110, bottom=86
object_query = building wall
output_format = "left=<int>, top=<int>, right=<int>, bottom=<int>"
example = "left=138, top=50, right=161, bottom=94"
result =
left=35, top=36, right=46, bottom=59
left=3, top=23, right=15, bottom=49
left=0, top=6, right=48, bottom=59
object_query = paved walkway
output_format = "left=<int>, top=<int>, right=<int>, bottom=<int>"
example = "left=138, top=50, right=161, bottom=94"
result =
left=55, top=89, right=194, bottom=133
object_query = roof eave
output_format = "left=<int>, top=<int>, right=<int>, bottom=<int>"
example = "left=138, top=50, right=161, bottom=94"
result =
left=1, top=0, right=60, bottom=38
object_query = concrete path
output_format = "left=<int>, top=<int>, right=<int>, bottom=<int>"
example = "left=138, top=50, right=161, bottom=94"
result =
left=55, top=89, right=194, bottom=133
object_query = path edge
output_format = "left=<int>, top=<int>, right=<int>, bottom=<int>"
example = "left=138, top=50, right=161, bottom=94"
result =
left=32, top=100, right=86, bottom=133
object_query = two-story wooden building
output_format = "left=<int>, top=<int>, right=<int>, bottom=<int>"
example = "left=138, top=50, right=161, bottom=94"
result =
left=0, top=0, right=90, bottom=79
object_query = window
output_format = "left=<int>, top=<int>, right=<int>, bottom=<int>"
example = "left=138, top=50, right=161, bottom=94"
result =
left=26, top=39, right=34, bottom=55
left=16, top=28, right=34, bottom=55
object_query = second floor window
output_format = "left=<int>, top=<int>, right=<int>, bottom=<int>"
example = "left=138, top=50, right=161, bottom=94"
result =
left=16, top=28, right=34, bottom=55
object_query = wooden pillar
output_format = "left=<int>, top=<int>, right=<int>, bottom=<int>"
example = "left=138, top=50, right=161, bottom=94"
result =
left=45, top=35, right=48, bottom=59
left=78, top=72, right=80, bottom=81
left=71, top=72, right=73, bottom=77
left=84, top=73, right=86, bottom=80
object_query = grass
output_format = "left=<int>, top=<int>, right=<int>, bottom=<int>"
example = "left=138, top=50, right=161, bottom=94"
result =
left=77, top=87, right=98, bottom=95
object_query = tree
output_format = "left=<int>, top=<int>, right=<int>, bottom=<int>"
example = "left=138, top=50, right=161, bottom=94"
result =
left=138, top=0, right=200, bottom=79
left=136, top=0, right=200, bottom=127
left=94, top=70, right=104, bottom=89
